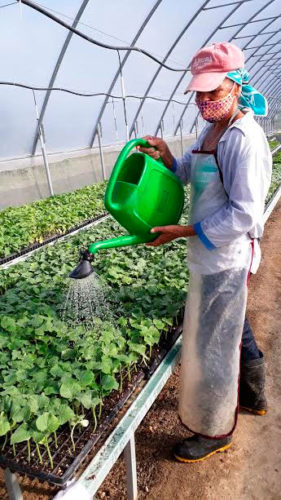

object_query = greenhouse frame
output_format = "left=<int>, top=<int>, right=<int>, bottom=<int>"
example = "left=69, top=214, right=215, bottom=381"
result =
left=1, top=0, right=281, bottom=499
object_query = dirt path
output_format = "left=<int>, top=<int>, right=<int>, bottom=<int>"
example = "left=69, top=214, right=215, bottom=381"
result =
left=97, top=200, right=281, bottom=500
left=1, top=202, right=281, bottom=499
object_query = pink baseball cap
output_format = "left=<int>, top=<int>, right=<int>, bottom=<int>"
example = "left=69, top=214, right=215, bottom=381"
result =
left=184, top=42, right=244, bottom=93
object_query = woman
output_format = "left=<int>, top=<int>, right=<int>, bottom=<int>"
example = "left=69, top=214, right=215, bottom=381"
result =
left=138, top=42, right=272, bottom=462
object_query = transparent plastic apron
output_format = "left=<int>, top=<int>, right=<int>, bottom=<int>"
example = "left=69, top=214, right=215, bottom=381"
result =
left=179, top=150, right=249, bottom=438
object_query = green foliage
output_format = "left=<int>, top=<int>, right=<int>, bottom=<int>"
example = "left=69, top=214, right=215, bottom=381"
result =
left=0, top=202, right=189, bottom=467
left=266, top=155, right=281, bottom=203
left=0, top=145, right=279, bottom=468
left=0, top=182, right=106, bottom=258
left=268, top=139, right=279, bottom=151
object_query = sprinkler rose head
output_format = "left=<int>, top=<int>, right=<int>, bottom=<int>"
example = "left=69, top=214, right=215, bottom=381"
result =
left=69, top=249, right=94, bottom=279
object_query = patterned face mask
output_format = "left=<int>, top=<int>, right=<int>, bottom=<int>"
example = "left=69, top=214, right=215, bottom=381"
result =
left=196, top=83, right=236, bottom=123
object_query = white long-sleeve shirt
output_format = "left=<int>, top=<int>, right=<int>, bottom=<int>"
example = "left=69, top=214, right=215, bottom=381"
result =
left=173, top=110, right=272, bottom=249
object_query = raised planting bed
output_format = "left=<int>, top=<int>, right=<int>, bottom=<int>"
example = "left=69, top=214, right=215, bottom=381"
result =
left=266, top=152, right=281, bottom=203
left=0, top=321, right=183, bottom=485
left=0, top=213, right=108, bottom=267
left=0, top=182, right=106, bottom=260
left=268, top=138, right=280, bottom=151
left=0, top=208, right=189, bottom=483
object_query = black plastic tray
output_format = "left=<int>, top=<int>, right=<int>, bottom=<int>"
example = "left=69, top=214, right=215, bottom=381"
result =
left=0, top=322, right=183, bottom=486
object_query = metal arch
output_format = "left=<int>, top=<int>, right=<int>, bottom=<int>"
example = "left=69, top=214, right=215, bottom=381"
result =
left=266, top=85, right=281, bottom=105
left=88, top=0, right=163, bottom=148
left=232, top=14, right=280, bottom=92
left=268, top=94, right=281, bottom=120
left=243, top=42, right=280, bottom=50
left=259, top=74, right=280, bottom=96
left=127, top=0, right=210, bottom=139
left=242, top=25, right=281, bottom=53
left=247, top=54, right=281, bottom=93
left=267, top=89, right=281, bottom=119
left=272, top=95, right=281, bottom=120
left=261, top=57, right=281, bottom=67
left=273, top=88, right=281, bottom=101
left=266, top=95, right=279, bottom=118
left=265, top=92, right=281, bottom=129
left=265, top=79, right=281, bottom=101
left=225, top=6, right=279, bottom=104
left=245, top=46, right=281, bottom=94
left=258, top=56, right=281, bottom=63
left=220, top=14, right=281, bottom=29
left=31, top=0, right=91, bottom=155
left=272, top=97, right=281, bottom=121
left=244, top=23, right=281, bottom=77
left=233, top=29, right=280, bottom=39
left=246, top=34, right=281, bottom=88
left=265, top=77, right=281, bottom=96
left=259, top=72, right=281, bottom=95
left=172, top=0, right=275, bottom=137
left=267, top=70, right=281, bottom=81
left=248, top=47, right=280, bottom=85
left=203, top=0, right=255, bottom=9
left=158, top=0, right=250, bottom=138
left=248, top=43, right=281, bottom=74
left=264, top=58, right=281, bottom=69
left=188, top=0, right=278, bottom=135
left=266, top=67, right=281, bottom=80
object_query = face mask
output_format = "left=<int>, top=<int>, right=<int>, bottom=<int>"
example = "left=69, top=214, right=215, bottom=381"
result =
left=196, top=84, right=236, bottom=123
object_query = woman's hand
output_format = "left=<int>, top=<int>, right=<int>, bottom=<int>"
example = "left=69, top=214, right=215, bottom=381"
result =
left=136, top=136, right=174, bottom=169
left=146, top=225, right=196, bottom=247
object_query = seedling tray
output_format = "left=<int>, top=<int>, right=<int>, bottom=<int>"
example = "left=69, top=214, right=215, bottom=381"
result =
left=0, top=320, right=182, bottom=486
left=0, top=212, right=107, bottom=266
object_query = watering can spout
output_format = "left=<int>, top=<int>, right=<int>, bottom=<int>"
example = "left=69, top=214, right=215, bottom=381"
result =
left=69, top=234, right=152, bottom=279
left=88, top=234, right=151, bottom=254
left=69, top=249, right=94, bottom=280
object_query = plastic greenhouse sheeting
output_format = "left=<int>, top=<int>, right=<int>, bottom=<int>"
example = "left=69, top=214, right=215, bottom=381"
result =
left=0, top=0, right=281, bottom=160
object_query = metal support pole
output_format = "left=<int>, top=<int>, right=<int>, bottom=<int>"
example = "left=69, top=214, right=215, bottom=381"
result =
left=135, top=119, right=139, bottom=137
left=172, top=101, right=176, bottom=131
left=133, top=124, right=137, bottom=139
left=32, top=90, right=54, bottom=196
left=117, top=50, right=129, bottom=141
left=179, top=119, right=184, bottom=156
left=160, top=119, right=164, bottom=139
left=111, top=97, right=119, bottom=141
left=195, top=114, right=199, bottom=139
left=124, top=434, right=138, bottom=500
left=4, top=469, right=23, bottom=500
left=140, top=101, right=145, bottom=137
left=97, top=122, right=106, bottom=181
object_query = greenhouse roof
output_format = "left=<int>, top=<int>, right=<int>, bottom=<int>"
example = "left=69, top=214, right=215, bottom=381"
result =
left=1, top=0, right=281, bottom=160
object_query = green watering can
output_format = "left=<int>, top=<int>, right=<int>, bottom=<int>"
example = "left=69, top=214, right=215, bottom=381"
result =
left=69, top=138, right=184, bottom=279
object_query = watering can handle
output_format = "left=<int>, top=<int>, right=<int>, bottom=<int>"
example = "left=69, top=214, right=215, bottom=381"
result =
left=105, top=138, right=162, bottom=207
left=121, top=138, right=159, bottom=155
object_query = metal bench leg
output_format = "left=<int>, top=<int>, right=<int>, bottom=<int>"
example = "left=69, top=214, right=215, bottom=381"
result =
left=124, top=434, right=138, bottom=500
left=4, top=469, right=23, bottom=500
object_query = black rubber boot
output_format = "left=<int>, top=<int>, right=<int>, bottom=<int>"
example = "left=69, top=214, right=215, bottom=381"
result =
left=173, top=434, right=232, bottom=463
left=239, top=351, right=267, bottom=415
